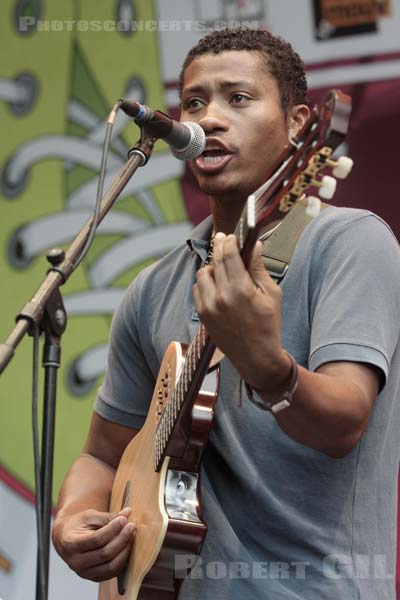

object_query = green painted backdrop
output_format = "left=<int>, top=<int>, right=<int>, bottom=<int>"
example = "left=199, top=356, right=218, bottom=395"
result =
left=0, top=0, right=187, bottom=503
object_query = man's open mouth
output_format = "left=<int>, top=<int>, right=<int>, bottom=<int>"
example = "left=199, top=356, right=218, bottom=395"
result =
left=201, top=148, right=230, bottom=164
left=194, top=142, right=234, bottom=172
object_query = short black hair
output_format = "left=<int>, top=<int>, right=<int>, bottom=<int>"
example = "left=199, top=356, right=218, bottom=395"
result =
left=179, top=27, right=308, bottom=114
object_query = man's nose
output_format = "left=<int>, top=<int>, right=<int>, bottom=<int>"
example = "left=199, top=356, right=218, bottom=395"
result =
left=197, top=102, right=229, bottom=134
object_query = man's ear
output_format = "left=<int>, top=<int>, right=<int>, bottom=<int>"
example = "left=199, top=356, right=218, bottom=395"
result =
left=287, top=104, right=310, bottom=139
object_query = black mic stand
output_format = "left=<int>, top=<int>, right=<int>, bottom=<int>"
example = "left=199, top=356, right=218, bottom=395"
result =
left=0, top=132, right=155, bottom=600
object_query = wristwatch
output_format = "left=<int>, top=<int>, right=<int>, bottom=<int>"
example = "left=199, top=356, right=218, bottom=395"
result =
left=245, top=351, right=298, bottom=414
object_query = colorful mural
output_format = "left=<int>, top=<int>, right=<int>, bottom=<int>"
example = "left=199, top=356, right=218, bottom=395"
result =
left=0, top=1, right=187, bottom=596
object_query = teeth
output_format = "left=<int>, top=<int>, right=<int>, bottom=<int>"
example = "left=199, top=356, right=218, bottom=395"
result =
left=203, top=155, right=226, bottom=164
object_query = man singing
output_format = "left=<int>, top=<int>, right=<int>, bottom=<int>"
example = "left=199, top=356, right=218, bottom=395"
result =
left=53, top=27, right=400, bottom=599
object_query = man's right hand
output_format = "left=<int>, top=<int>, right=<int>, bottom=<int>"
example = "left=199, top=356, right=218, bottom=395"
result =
left=52, top=506, right=136, bottom=582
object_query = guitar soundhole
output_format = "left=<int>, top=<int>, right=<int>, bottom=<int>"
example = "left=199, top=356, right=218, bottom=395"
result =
left=121, top=480, right=130, bottom=509
left=117, top=481, right=131, bottom=595
left=156, top=366, right=171, bottom=421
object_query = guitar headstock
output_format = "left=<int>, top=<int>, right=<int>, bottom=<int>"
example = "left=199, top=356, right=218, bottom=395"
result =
left=236, top=89, right=353, bottom=265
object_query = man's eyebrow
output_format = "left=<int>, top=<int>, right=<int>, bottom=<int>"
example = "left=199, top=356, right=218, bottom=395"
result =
left=220, top=80, right=254, bottom=89
left=181, top=83, right=207, bottom=96
left=182, top=80, right=256, bottom=96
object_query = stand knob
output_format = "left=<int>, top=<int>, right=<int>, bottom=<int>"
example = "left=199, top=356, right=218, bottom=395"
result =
left=46, top=248, right=65, bottom=267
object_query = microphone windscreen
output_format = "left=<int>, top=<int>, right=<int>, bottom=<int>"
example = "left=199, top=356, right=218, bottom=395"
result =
left=171, top=122, right=205, bottom=161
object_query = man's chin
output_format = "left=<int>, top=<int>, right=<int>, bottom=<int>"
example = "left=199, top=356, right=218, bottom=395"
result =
left=197, top=178, right=249, bottom=203
left=195, top=173, right=238, bottom=194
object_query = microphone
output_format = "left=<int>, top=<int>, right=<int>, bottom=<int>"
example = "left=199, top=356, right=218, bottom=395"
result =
left=119, top=99, right=205, bottom=160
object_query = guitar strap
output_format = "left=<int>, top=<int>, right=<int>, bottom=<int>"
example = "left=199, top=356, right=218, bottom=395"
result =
left=260, top=201, right=329, bottom=282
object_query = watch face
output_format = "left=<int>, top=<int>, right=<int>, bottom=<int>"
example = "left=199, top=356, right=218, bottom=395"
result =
left=270, top=398, right=292, bottom=414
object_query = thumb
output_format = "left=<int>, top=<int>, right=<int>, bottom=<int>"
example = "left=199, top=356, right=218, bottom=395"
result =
left=84, top=506, right=132, bottom=528
left=110, top=506, right=132, bottom=522
left=249, top=241, right=268, bottom=285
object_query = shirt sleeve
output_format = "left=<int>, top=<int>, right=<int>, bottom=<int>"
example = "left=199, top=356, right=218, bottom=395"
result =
left=308, top=212, right=400, bottom=387
left=94, top=273, right=156, bottom=429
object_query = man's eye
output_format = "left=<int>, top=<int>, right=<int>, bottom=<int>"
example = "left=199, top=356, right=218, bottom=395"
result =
left=231, top=94, right=249, bottom=104
left=185, top=98, right=203, bottom=110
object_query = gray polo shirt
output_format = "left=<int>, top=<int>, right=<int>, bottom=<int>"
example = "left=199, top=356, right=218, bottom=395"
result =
left=96, top=206, right=400, bottom=599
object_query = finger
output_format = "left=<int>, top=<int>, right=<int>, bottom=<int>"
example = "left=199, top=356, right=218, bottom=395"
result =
left=249, top=241, right=278, bottom=294
left=78, top=508, right=129, bottom=530
left=117, top=507, right=132, bottom=517
left=68, top=514, right=131, bottom=553
left=78, top=526, right=135, bottom=582
left=74, top=522, right=136, bottom=574
left=212, top=232, right=230, bottom=289
left=195, top=265, right=216, bottom=311
left=193, top=282, right=202, bottom=314
left=219, top=234, right=248, bottom=285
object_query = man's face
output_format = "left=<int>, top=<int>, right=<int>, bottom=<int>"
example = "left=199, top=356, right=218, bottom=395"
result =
left=180, top=50, right=291, bottom=202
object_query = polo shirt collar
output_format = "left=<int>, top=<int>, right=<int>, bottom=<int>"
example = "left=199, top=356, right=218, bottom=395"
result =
left=186, top=215, right=213, bottom=263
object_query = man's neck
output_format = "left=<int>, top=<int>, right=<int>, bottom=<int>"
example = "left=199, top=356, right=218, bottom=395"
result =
left=208, top=193, right=282, bottom=237
left=209, top=194, right=247, bottom=235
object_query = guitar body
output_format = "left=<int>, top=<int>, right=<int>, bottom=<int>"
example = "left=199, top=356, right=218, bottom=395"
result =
left=99, top=341, right=219, bottom=600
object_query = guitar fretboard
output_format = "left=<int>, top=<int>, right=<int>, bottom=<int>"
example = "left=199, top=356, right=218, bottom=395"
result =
left=154, top=323, right=211, bottom=470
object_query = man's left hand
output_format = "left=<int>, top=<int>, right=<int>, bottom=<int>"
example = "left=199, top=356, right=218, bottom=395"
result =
left=193, top=232, right=291, bottom=391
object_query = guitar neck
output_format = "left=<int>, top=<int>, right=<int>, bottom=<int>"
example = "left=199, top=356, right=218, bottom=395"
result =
left=154, top=324, right=215, bottom=470
left=154, top=212, right=260, bottom=471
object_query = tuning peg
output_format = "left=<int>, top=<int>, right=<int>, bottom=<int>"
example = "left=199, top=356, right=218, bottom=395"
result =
left=320, top=154, right=353, bottom=179
left=331, top=156, right=353, bottom=179
left=247, top=193, right=256, bottom=228
left=304, top=196, right=321, bottom=218
left=318, top=175, right=337, bottom=199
